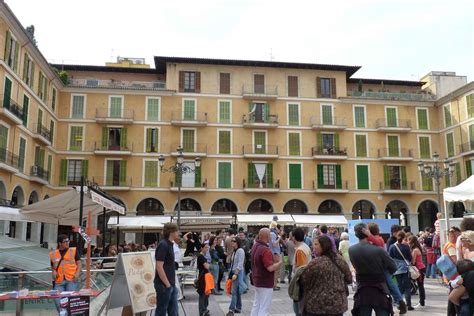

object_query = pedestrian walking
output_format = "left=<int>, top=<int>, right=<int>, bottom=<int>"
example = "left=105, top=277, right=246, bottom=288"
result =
left=269, top=221, right=282, bottom=290
left=209, top=236, right=222, bottom=295
left=291, top=227, right=312, bottom=315
left=408, top=235, right=426, bottom=308
left=388, top=231, right=413, bottom=311
left=226, top=236, right=247, bottom=316
left=197, top=243, right=211, bottom=316
left=286, top=231, right=296, bottom=283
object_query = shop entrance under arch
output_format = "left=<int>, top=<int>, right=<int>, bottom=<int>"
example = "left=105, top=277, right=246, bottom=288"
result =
left=417, top=200, right=438, bottom=230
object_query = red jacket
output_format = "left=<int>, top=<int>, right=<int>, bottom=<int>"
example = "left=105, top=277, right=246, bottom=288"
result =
left=251, top=240, right=274, bottom=288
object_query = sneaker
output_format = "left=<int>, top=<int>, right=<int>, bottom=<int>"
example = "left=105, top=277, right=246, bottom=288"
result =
left=213, top=291, right=222, bottom=295
left=407, top=306, right=415, bottom=311
left=226, top=312, right=234, bottom=316
left=235, top=310, right=241, bottom=313
left=273, top=286, right=281, bottom=291
left=398, top=300, right=407, bottom=314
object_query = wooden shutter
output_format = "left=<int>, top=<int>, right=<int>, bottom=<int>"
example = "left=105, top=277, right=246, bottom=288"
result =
left=247, top=163, right=255, bottom=188
left=18, top=138, right=26, bottom=172
left=81, top=160, right=89, bottom=178
left=289, top=164, right=301, bottom=189
left=218, top=162, right=231, bottom=188
left=194, top=166, right=201, bottom=187
left=22, top=53, right=28, bottom=80
left=288, top=76, right=298, bottom=97
left=120, top=128, right=127, bottom=150
left=289, top=133, right=300, bottom=155
left=417, top=108, right=428, bottom=129
left=101, top=127, right=108, bottom=149
left=470, top=125, right=474, bottom=150
left=356, top=165, right=369, bottom=190
left=400, top=166, right=407, bottom=189
left=220, top=73, right=230, bottom=94
left=335, top=165, right=342, bottom=189
left=334, top=134, right=340, bottom=149
left=419, top=137, right=430, bottom=159
left=59, top=159, right=67, bottom=186
left=383, top=166, right=390, bottom=188
left=179, top=71, right=185, bottom=92
left=119, top=160, right=127, bottom=186
left=106, top=161, right=113, bottom=186
left=3, top=77, right=12, bottom=108
left=330, top=78, right=336, bottom=98
left=195, top=72, right=201, bottom=93
left=146, top=128, right=152, bottom=152
left=466, top=160, right=472, bottom=177
left=254, top=74, right=264, bottom=93
left=266, top=163, right=273, bottom=187
left=316, top=77, right=321, bottom=98
left=219, top=131, right=230, bottom=154
left=13, top=40, right=19, bottom=72
left=456, top=163, right=462, bottom=185
left=22, top=95, right=29, bottom=127
left=4, top=31, right=11, bottom=63
left=317, top=165, right=324, bottom=189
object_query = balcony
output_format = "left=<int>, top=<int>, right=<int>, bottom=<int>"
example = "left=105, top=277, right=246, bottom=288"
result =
left=380, top=181, right=416, bottom=194
left=459, top=141, right=474, bottom=156
left=310, top=116, right=347, bottom=130
left=243, top=179, right=280, bottom=193
left=92, top=176, right=132, bottom=191
left=30, top=165, right=49, bottom=184
left=170, top=179, right=207, bottom=192
left=242, top=84, right=278, bottom=100
left=242, top=113, right=278, bottom=129
left=93, top=142, right=132, bottom=155
left=377, top=148, right=413, bottom=161
left=32, top=123, right=52, bottom=146
left=68, top=78, right=167, bottom=91
left=347, top=90, right=437, bottom=102
left=242, top=144, right=279, bottom=159
left=314, top=180, right=349, bottom=193
left=170, top=143, right=207, bottom=157
left=375, top=118, right=412, bottom=132
left=170, top=111, right=208, bottom=127
left=0, top=148, right=19, bottom=173
left=95, top=108, right=134, bottom=124
left=312, top=146, right=348, bottom=160
left=0, top=97, right=24, bottom=125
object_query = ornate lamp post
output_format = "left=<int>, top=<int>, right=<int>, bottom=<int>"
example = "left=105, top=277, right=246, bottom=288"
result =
left=417, top=152, right=455, bottom=234
left=159, top=146, right=201, bottom=230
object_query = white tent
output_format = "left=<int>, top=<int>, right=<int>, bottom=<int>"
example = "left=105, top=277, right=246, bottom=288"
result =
left=0, top=206, right=31, bottom=222
left=108, top=216, right=171, bottom=230
left=236, top=214, right=294, bottom=226
left=20, top=189, right=125, bottom=225
left=444, top=175, right=474, bottom=202
left=292, top=214, right=348, bottom=227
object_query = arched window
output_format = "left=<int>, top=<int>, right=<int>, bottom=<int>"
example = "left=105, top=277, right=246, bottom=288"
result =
left=44, top=195, right=50, bottom=200
left=136, top=198, right=164, bottom=215
left=28, top=191, right=39, bottom=205
left=283, top=199, right=307, bottom=214
left=318, top=200, right=342, bottom=214
left=452, top=202, right=465, bottom=218
left=247, top=199, right=273, bottom=213
left=0, top=181, right=7, bottom=206
left=211, top=199, right=238, bottom=214
left=174, top=198, right=201, bottom=212
left=11, top=186, right=25, bottom=207
left=385, top=200, right=409, bottom=226
left=352, top=200, right=375, bottom=219
left=417, top=200, right=438, bottom=229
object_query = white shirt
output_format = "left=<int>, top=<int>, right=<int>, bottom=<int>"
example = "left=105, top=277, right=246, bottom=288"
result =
left=173, top=241, right=182, bottom=264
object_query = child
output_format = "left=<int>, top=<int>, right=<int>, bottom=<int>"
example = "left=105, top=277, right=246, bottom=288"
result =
left=448, top=259, right=474, bottom=316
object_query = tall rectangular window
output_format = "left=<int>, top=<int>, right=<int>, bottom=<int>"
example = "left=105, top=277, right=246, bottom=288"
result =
left=446, top=133, right=455, bottom=157
left=106, top=160, right=127, bottom=186
left=354, top=106, right=365, bottom=128
left=22, top=95, right=29, bottom=127
left=444, top=104, right=452, bottom=127
left=466, top=159, right=473, bottom=177
left=218, top=162, right=232, bottom=188
left=182, top=129, right=195, bottom=152
left=69, top=126, right=83, bottom=151
left=386, top=107, right=397, bottom=127
left=321, top=105, right=333, bottom=125
left=144, top=160, right=158, bottom=187
left=146, top=97, right=160, bottom=121
left=51, top=88, right=56, bottom=111
left=254, top=74, right=265, bottom=94
left=355, top=134, right=367, bottom=157
left=22, top=54, right=34, bottom=87
left=288, top=163, right=302, bottom=189
left=467, top=94, right=474, bottom=118
left=317, top=164, right=342, bottom=189
left=288, top=103, right=299, bottom=126
left=218, top=101, right=231, bottom=123
left=470, top=125, right=474, bottom=151
left=109, top=96, right=123, bottom=118
left=356, top=165, right=369, bottom=190
left=383, top=165, right=407, bottom=190
left=67, top=160, right=83, bottom=185
left=4, top=31, right=19, bottom=72
left=145, top=128, right=159, bottom=153
left=71, top=95, right=85, bottom=118
left=417, top=108, right=428, bottom=130
left=422, top=172, right=433, bottom=191
left=288, top=132, right=300, bottom=156
left=183, top=99, right=196, bottom=120
left=47, top=155, right=52, bottom=182
left=102, top=127, right=127, bottom=150
left=288, top=76, right=298, bottom=97
left=179, top=71, right=200, bottom=93
left=254, top=131, right=266, bottom=154
left=419, top=136, right=431, bottom=159
left=38, top=72, right=47, bottom=102
left=320, top=78, right=331, bottom=98
left=3, top=77, right=12, bottom=109
left=34, top=146, right=45, bottom=168
left=18, top=138, right=26, bottom=172
left=455, top=163, right=462, bottom=185
left=387, top=135, right=400, bottom=157
left=219, top=73, right=230, bottom=94
left=218, top=130, right=231, bottom=154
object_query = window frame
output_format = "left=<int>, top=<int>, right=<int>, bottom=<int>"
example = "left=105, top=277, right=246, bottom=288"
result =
left=217, top=99, right=232, bottom=124
left=287, top=131, right=302, bottom=156
left=417, top=135, right=431, bottom=159
left=384, top=106, right=398, bottom=127
left=353, top=104, right=366, bottom=128
left=184, top=71, right=196, bottom=92
left=355, top=163, right=371, bottom=190
left=142, top=159, right=160, bottom=187
left=143, top=126, right=160, bottom=153
left=67, top=159, right=84, bottom=186
left=287, top=102, right=300, bottom=126
left=415, top=107, right=430, bottom=130
left=287, top=75, right=299, bottom=97
left=181, top=128, right=196, bottom=152
left=320, top=78, right=331, bottom=98
left=217, top=128, right=232, bottom=155
left=386, top=134, right=400, bottom=157
left=252, top=130, right=267, bottom=153
left=216, top=160, right=233, bottom=189
left=445, top=131, right=455, bottom=157
left=17, top=135, right=27, bottom=173
left=68, top=124, right=85, bottom=151
left=219, top=72, right=231, bottom=94
left=70, top=94, right=87, bottom=119
left=145, top=96, right=161, bottom=121
left=182, top=98, right=197, bottom=120
left=287, top=162, right=303, bottom=189
left=320, top=103, right=334, bottom=125
left=466, top=93, right=474, bottom=119
left=108, top=95, right=124, bottom=118
left=354, top=133, right=369, bottom=157
left=443, top=103, right=453, bottom=128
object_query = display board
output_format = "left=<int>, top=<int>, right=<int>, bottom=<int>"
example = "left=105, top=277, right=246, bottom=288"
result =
left=348, top=219, right=399, bottom=246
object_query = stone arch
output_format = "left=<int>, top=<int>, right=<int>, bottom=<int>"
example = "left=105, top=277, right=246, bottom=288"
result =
left=417, top=200, right=438, bottom=230
left=211, top=198, right=238, bottom=214
left=173, top=198, right=202, bottom=212
left=451, top=202, right=466, bottom=218
left=0, top=180, right=7, bottom=203
left=44, top=194, right=50, bottom=200
left=283, top=199, right=308, bottom=214
left=318, top=199, right=342, bottom=214
left=247, top=199, right=273, bottom=213
left=136, top=198, right=164, bottom=216
left=352, top=200, right=376, bottom=219
left=11, top=185, right=25, bottom=207
left=28, top=191, right=39, bottom=205
left=385, top=200, right=409, bottom=226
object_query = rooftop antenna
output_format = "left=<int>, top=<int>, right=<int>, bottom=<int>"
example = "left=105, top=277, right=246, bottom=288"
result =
left=267, top=48, right=275, bottom=61
left=110, top=48, right=116, bottom=61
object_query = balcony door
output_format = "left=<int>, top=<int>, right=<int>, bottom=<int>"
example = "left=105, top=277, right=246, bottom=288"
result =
left=3, top=77, right=12, bottom=108
left=108, top=128, right=122, bottom=150
left=181, top=162, right=195, bottom=188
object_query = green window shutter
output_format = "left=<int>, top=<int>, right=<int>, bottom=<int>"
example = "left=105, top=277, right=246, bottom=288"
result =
left=316, top=133, right=323, bottom=148
left=22, top=53, right=28, bottom=80
left=467, top=94, right=474, bottom=118
left=417, top=108, right=428, bottom=129
left=183, top=100, right=195, bottom=120
left=0, top=125, right=7, bottom=151
left=146, top=128, right=152, bottom=152
left=317, top=165, right=324, bottom=189
left=400, top=166, right=407, bottom=189
left=419, top=136, right=430, bottom=159
left=335, top=165, right=342, bottom=189
left=219, top=101, right=231, bottom=123
left=50, top=121, right=55, bottom=141
left=356, top=165, right=369, bottom=190
left=218, top=162, right=231, bottom=188
left=388, top=135, right=399, bottom=156
left=120, top=128, right=127, bottom=150
left=4, top=31, right=11, bottom=65
left=422, top=174, right=433, bottom=191
left=81, top=160, right=89, bottom=179
left=18, top=138, right=26, bottom=172
left=13, top=40, right=19, bottom=72
left=52, top=88, right=56, bottom=111
left=288, top=103, right=299, bottom=126
left=39, top=149, right=45, bottom=168
left=182, top=129, right=194, bottom=152
left=34, top=147, right=40, bottom=166
left=247, top=163, right=255, bottom=187
left=59, top=159, right=67, bottom=186
left=144, top=161, right=158, bottom=187
left=22, top=95, right=29, bottom=127
left=322, top=105, right=332, bottom=125
left=455, top=163, right=462, bottom=185
left=354, top=106, right=365, bottom=128
left=70, top=126, right=83, bottom=151
left=194, top=166, right=201, bottom=187
left=254, top=131, right=266, bottom=154
left=175, top=170, right=182, bottom=187
left=47, top=155, right=52, bottom=181
left=266, top=163, right=273, bottom=187
left=470, top=125, right=474, bottom=150
left=263, top=104, right=269, bottom=122
left=289, top=133, right=300, bottom=155
left=446, top=133, right=455, bottom=157
left=72, top=96, right=84, bottom=118
left=386, top=108, right=397, bottom=127
left=106, top=161, right=114, bottom=186
left=355, top=134, right=367, bottom=157
left=383, top=166, right=390, bottom=188
left=219, top=131, right=231, bottom=154
left=147, top=98, right=159, bottom=121
left=101, top=127, right=108, bottom=149
left=444, top=105, right=452, bottom=127
left=334, top=134, right=340, bottom=148
left=110, top=97, right=122, bottom=118
left=3, top=77, right=12, bottom=108
left=289, top=164, right=302, bottom=189
left=466, top=160, right=472, bottom=177
left=119, top=160, right=127, bottom=186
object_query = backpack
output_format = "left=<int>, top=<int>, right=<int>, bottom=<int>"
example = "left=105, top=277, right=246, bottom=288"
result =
left=288, top=266, right=306, bottom=301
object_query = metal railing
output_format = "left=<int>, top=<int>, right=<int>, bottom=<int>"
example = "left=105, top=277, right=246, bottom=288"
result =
left=242, top=113, right=278, bottom=124
left=1, top=96, right=24, bottom=121
left=95, top=108, right=134, bottom=120
left=312, top=146, right=347, bottom=156
left=91, top=175, right=132, bottom=187
left=242, top=144, right=279, bottom=155
left=170, top=178, right=207, bottom=188
left=0, top=147, right=19, bottom=168
left=94, top=141, right=132, bottom=152
left=379, top=180, right=416, bottom=191
left=310, top=116, right=347, bottom=127
left=314, top=180, right=349, bottom=190
left=244, top=179, right=280, bottom=189
left=459, top=141, right=474, bottom=153
left=33, top=123, right=52, bottom=142
left=348, top=90, right=437, bottom=101
left=170, top=143, right=208, bottom=154
left=171, top=111, right=208, bottom=123
left=242, top=84, right=278, bottom=96
left=68, top=78, right=166, bottom=90
left=377, top=148, right=413, bottom=158
left=375, top=118, right=411, bottom=129
left=30, top=165, right=49, bottom=181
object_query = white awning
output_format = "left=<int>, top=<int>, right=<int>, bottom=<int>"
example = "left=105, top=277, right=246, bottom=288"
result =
left=291, top=214, right=348, bottom=227
left=444, top=175, right=474, bottom=202
left=236, top=214, right=294, bottom=226
left=0, top=206, right=32, bottom=222
left=108, top=216, right=171, bottom=230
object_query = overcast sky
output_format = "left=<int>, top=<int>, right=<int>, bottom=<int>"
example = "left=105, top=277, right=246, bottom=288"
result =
left=6, top=0, right=474, bottom=81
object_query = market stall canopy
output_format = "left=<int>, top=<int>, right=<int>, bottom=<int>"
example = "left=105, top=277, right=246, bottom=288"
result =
left=20, top=188, right=125, bottom=225
left=108, top=216, right=171, bottom=231
left=0, top=206, right=32, bottom=222
left=236, top=214, right=294, bottom=226
left=444, top=175, right=474, bottom=202
left=175, top=216, right=234, bottom=231
left=291, top=214, right=348, bottom=227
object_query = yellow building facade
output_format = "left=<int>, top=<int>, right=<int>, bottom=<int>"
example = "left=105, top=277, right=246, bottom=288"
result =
left=0, top=2, right=472, bottom=244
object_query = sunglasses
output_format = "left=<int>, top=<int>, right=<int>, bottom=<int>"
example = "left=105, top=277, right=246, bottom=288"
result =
left=62, top=240, right=70, bottom=243
left=231, top=239, right=237, bottom=242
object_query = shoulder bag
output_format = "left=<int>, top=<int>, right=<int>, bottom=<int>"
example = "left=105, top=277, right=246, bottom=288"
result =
left=394, top=243, right=420, bottom=280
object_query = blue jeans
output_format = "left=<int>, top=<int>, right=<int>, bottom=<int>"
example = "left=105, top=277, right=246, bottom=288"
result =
left=358, top=305, right=390, bottom=316
left=53, top=280, right=79, bottom=312
left=384, top=269, right=402, bottom=305
left=209, top=263, right=219, bottom=293
left=229, top=271, right=246, bottom=311
left=426, top=263, right=437, bottom=278
left=155, top=283, right=178, bottom=316
left=395, top=273, right=412, bottom=307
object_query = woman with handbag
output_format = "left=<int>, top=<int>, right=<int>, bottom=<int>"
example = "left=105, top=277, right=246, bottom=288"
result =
left=226, top=237, right=247, bottom=316
left=388, top=231, right=414, bottom=311
left=197, top=243, right=212, bottom=316
left=408, top=235, right=426, bottom=308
